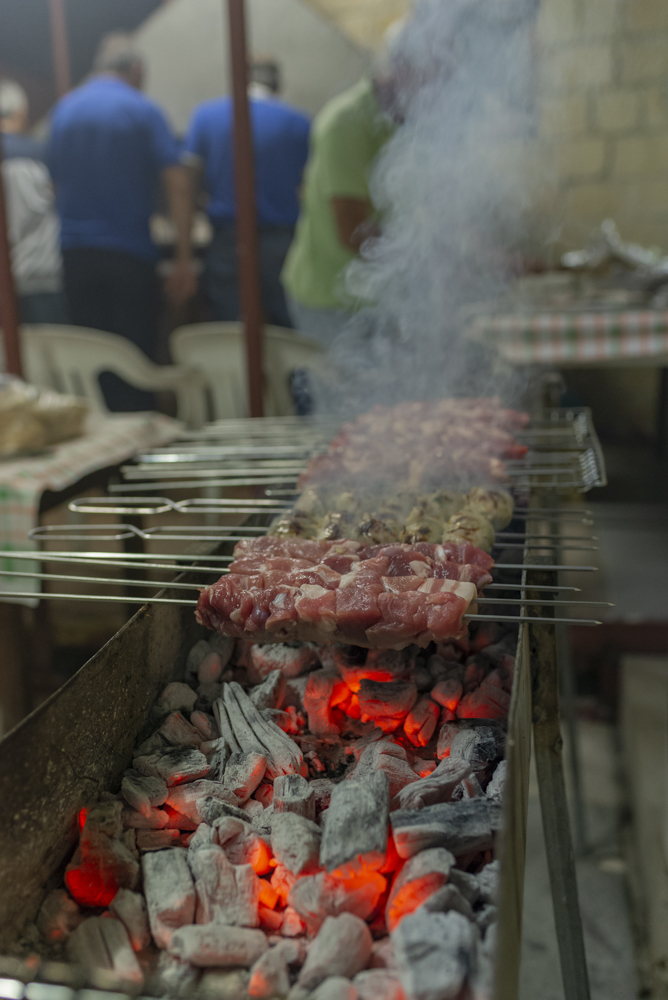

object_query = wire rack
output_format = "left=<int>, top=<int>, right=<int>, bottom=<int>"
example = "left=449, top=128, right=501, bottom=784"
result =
left=0, top=409, right=609, bottom=628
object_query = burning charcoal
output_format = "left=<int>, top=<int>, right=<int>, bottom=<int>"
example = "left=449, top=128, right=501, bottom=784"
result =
left=309, top=778, right=334, bottom=813
left=303, top=670, right=342, bottom=737
left=307, top=978, right=358, bottom=1000
left=191, top=711, right=219, bottom=742
left=255, top=782, right=274, bottom=808
left=109, top=888, right=150, bottom=951
left=67, top=916, right=143, bottom=987
left=392, top=909, right=475, bottom=1000
left=284, top=674, right=311, bottom=711
left=391, top=799, right=498, bottom=859
left=158, top=682, right=198, bottom=715
left=199, top=651, right=223, bottom=685
left=350, top=741, right=419, bottom=802
left=271, top=812, right=321, bottom=876
left=420, top=882, right=474, bottom=920
left=65, top=806, right=140, bottom=908
left=476, top=904, right=497, bottom=931
left=320, top=771, right=389, bottom=876
left=197, top=682, right=223, bottom=711
left=148, top=951, right=199, bottom=998
left=121, top=771, right=168, bottom=819
left=386, top=847, right=455, bottom=931
left=251, top=670, right=287, bottom=712
left=457, top=681, right=510, bottom=722
left=428, top=654, right=463, bottom=684
left=137, top=829, right=184, bottom=851
left=396, top=757, right=472, bottom=811
left=203, top=737, right=228, bottom=782
left=164, top=805, right=198, bottom=831
left=248, top=941, right=299, bottom=998
left=448, top=868, right=480, bottom=905
left=431, top=679, right=463, bottom=714
left=214, top=816, right=272, bottom=875
left=224, top=751, right=268, bottom=804
left=187, top=639, right=213, bottom=678
left=450, top=727, right=499, bottom=771
left=244, top=798, right=265, bottom=821
left=486, top=760, right=507, bottom=802
left=169, top=924, right=268, bottom=967
left=357, top=680, right=417, bottom=731
left=463, top=659, right=486, bottom=693
left=263, top=708, right=301, bottom=734
left=122, top=806, right=169, bottom=829
left=143, top=848, right=196, bottom=949
left=298, top=914, right=372, bottom=992
left=477, top=860, right=499, bottom=905
left=37, top=888, right=81, bottom=944
left=281, top=905, right=306, bottom=938
left=159, top=711, right=204, bottom=748
left=403, top=698, right=440, bottom=747
left=413, top=666, right=433, bottom=693
left=250, top=643, right=319, bottom=683
left=344, top=728, right=385, bottom=761
left=436, top=722, right=460, bottom=759
left=214, top=697, right=243, bottom=754
left=354, top=969, right=405, bottom=1000
left=190, top=844, right=259, bottom=926
left=274, top=774, right=316, bottom=822
left=480, top=633, right=516, bottom=666
left=334, top=647, right=407, bottom=691
left=166, top=779, right=237, bottom=824
left=134, top=746, right=210, bottom=786
left=289, top=869, right=386, bottom=935
left=460, top=774, right=484, bottom=799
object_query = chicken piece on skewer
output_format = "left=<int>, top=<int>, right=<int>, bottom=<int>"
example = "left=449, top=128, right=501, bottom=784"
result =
left=315, top=511, right=357, bottom=541
left=401, top=490, right=466, bottom=544
left=355, top=516, right=403, bottom=545
left=442, top=509, right=496, bottom=553
left=464, top=487, right=514, bottom=530
left=268, top=511, right=320, bottom=538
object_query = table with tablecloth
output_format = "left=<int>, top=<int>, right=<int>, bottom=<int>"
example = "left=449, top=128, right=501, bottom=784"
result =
left=467, top=308, right=668, bottom=450
left=0, top=411, right=180, bottom=604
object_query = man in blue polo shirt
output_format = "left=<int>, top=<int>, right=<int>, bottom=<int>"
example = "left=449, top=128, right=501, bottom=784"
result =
left=183, top=60, right=310, bottom=328
left=48, top=34, right=195, bottom=407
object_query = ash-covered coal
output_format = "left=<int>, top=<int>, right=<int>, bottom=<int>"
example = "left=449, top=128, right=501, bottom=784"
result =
left=37, top=613, right=514, bottom=997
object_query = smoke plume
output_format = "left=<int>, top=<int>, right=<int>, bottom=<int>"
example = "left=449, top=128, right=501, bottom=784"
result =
left=316, top=0, right=543, bottom=415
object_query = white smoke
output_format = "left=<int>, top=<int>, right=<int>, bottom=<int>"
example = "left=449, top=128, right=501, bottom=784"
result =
left=317, top=0, right=544, bottom=415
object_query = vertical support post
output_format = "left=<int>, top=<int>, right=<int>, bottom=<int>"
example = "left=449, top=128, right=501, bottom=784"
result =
left=0, top=135, right=22, bottom=377
left=227, top=0, right=264, bottom=418
left=48, top=0, right=72, bottom=98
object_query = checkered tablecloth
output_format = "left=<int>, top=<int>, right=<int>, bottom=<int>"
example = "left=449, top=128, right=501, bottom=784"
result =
left=469, top=310, right=668, bottom=364
left=0, top=412, right=180, bottom=605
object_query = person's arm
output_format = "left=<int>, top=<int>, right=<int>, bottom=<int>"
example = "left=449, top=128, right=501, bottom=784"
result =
left=162, top=164, right=197, bottom=305
left=331, top=196, right=377, bottom=252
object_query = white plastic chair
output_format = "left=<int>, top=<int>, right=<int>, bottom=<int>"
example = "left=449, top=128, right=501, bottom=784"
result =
left=169, top=322, right=325, bottom=420
left=20, top=325, right=208, bottom=429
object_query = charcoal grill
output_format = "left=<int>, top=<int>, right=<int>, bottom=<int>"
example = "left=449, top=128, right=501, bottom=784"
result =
left=0, top=409, right=602, bottom=1000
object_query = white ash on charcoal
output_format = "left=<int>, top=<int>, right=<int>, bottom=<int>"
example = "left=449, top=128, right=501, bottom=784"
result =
left=251, top=669, right=288, bottom=711
left=386, top=847, right=455, bottom=931
left=274, top=773, right=317, bottom=821
left=157, top=681, right=198, bottom=716
left=304, top=978, right=358, bottom=1000
left=198, top=968, right=250, bottom=1000
left=354, top=968, right=405, bottom=1000
left=190, top=844, right=260, bottom=926
left=249, top=642, right=319, bottom=683
left=191, top=710, right=220, bottom=741
left=420, top=881, right=474, bottom=921
left=391, top=798, right=503, bottom=859
left=272, top=812, right=322, bottom=876
left=396, top=756, right=472, bottom=810
left=223, top=751, right=268, bottom=803
left=297, top=913, right=372, bottom=993
left=134, top=745, right=211, bottom=785
left=67, top=916, right=143, bottom=988
left=143, top=848, right=196, bottom=949
left=169, top=923, right=268, bottom=967
left=108, top=887, right=150, bottom=951
left=392, top=908, right=476, bottom=1000
left=289, top=868, right=387, bottom=934
left=320, top=771, right=389, bottom=875
left=159, top=711, right=205, bottom=747
left=248, top=939, right=304, bottom=999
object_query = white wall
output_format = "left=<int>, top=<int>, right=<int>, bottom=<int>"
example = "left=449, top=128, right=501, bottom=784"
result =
left=134, top=0, right=370, bottom=133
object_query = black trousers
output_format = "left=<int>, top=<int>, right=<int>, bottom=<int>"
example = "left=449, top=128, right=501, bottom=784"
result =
left=62, top=247, right=159, bottom=412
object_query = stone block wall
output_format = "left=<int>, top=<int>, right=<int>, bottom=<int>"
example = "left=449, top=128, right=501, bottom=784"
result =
left=306, top=0, right=668, bottom=251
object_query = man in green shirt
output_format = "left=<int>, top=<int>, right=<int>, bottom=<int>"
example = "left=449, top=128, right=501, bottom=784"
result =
left=281, top=76, right=395, bottom=345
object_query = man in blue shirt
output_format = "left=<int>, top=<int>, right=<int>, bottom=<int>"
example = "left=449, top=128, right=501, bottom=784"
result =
left=183, top=60, right=310, bottom=328
left=48, top=34, right=195, bottom=408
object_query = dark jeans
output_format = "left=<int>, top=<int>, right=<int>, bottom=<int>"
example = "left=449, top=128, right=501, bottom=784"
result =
left=62, top=247, right=159, bottom=411
left=19, top=291, right=69, bottom=325
left=205, top=224, right=294, bottom=328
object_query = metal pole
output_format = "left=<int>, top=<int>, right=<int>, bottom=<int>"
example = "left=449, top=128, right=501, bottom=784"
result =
left=0, top=134, right=22, bottom=377
left=227, top=0, right=265, bottom=418
left=48, top=0, right=72, bottom=97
